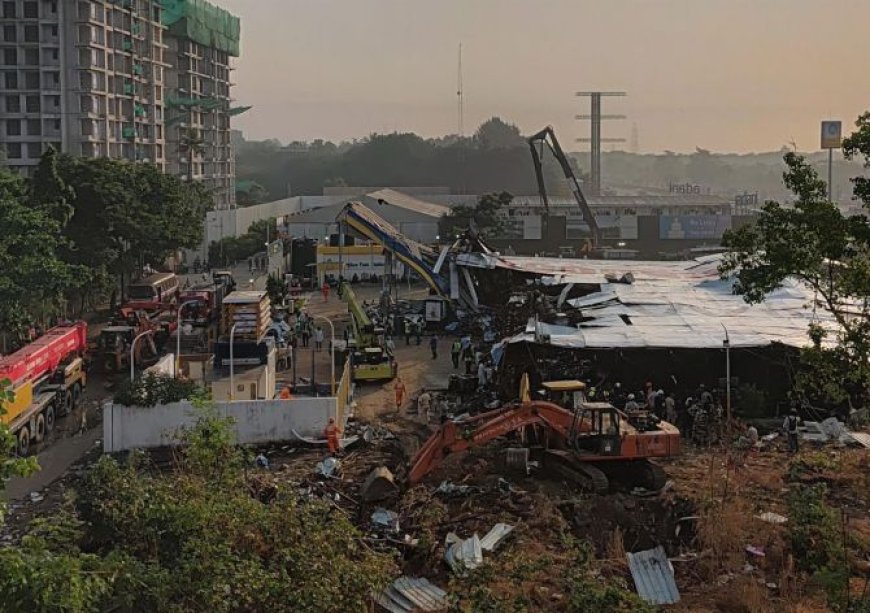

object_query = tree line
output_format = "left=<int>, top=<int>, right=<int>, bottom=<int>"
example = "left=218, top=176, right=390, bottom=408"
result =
left=234, top=117, right=577, bottom=203
left=0, top=149, right=206, bottom=344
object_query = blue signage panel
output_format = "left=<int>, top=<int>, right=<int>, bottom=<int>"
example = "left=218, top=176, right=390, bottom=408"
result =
left=659, top=215, right=732, bottom=240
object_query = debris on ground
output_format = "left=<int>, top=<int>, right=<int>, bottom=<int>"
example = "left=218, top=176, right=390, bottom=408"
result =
left=376, top=576, right=448, bottom=613
left=315, top=457, right=341, bottom=477
left=755, top=511, right=788, bottom=525
left=361, top=466, right=399, bottom=502
left=626, top=545, right=680, bottom=605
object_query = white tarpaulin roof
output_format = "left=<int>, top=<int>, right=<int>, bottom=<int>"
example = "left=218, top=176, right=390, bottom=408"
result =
left=496, top=255, right=838, bottom=350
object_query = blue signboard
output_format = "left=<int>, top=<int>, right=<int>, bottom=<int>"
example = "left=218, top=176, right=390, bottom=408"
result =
left=659, top=215, right=732, bottom=240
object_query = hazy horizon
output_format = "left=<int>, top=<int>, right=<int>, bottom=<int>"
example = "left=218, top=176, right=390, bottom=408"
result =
left=220, top=0, right=870, bottom=154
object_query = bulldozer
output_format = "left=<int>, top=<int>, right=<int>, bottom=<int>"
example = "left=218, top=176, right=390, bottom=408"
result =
left=96, top=311, right=160, bottom=373
left=410, top=375, right=680, bottom=493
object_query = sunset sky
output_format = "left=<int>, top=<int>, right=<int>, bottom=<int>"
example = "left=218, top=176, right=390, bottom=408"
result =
left=219, top=0, right=869, bottom=153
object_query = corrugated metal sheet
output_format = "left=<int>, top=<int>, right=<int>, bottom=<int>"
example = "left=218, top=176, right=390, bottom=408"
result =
left=627, top=546, right=680, bottom=605
left=377, top=577, right=448, bottom=612
left=479, top=523, right=514, bottom=551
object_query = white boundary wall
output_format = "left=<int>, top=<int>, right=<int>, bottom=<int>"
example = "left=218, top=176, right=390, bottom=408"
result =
left=103, top=397, right=337, bottom=453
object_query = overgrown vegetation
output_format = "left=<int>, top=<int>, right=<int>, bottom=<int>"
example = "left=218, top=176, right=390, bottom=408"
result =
left=0, top=407, right=397, bottom=611
left=112, top=373, right=207, bottom=407
left=787, top=485, right=853, bottom=611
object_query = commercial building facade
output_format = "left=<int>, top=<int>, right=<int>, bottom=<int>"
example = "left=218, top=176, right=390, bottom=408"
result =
left=0, top=0, right=240, bottom=209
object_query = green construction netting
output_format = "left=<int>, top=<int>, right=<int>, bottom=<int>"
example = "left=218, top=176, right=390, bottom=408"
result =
left=159, top=0, right=240, bottom=57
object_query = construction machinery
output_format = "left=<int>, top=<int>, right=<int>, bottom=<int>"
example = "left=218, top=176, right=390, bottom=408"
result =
left=351, top=346, right=398, bottom=383
left=528, top=126, right=602, bottom=249
left=96, top=311, right=160, bottom=374
left=340, top=281, right=396, bottom=382
left=0, top=323, right=88, bottom=455
left=410, top=376, right=680, bottom=492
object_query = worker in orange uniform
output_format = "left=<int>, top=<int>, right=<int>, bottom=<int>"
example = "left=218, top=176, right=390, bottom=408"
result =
left=321, top=281, right=330, bottom=302
left=323, top=417, right=342, bottom=455
left=279, top=385, right=293, bottom=400
left=394, top=376, right=406, bottom=410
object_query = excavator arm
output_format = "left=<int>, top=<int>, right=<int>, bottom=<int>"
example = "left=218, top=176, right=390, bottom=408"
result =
left=409, top=400, right=582, bottom=483
left=527, top=126, right=601, bottom=248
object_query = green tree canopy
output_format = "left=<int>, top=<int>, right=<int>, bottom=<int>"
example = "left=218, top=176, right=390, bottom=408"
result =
left=720, top=113, right=870, bottom=408
left=0, top=169, right=80, bottom=337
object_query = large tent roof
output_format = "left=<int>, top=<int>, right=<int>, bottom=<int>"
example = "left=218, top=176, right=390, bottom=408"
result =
left=490, top=255, right=838, bottom=350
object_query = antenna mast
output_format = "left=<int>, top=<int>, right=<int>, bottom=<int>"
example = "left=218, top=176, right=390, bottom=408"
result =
left=457, top=43, right=464, bottom=137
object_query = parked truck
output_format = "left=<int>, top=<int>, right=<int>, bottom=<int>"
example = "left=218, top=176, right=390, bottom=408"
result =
left=0, top=322, right=88, bottom=454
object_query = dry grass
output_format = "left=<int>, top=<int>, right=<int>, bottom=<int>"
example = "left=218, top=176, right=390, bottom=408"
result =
left=599, top=527, right=628, bottom=575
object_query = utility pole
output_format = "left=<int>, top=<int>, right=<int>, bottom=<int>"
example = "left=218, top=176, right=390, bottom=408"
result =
left=575, top=91, right=626, bottom=196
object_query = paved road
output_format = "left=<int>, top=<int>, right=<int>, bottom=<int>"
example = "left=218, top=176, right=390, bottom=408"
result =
left=5, top=426, right=101, bottom=501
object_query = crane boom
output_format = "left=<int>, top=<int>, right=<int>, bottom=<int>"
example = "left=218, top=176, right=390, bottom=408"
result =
left=528, top=126, right=601, bottom=248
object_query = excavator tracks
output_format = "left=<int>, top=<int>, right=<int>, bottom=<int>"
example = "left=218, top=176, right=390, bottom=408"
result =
left=544, top=450, right=609, bottom=494
left=598, top=460, right=668, bottom=491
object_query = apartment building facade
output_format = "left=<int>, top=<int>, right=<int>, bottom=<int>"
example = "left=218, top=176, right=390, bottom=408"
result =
left=0, top=0, right=240, bottom=209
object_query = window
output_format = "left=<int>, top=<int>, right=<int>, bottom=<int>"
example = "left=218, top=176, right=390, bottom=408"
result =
left=2, top=2, right=15, bottom=19
left=25, top=95, right=39, bottom=112
left=27, top=142, right=41, bottom=158
left=26, top=119, right=40, bottom=135
left=24, top=71, right=39, bottom=89
left=5, top=143, right=22, bottom=159
left=4, top=72, right=17, bottom=89
left=24, top=25, right=38, bottom=42
left=23, top=2, right=38, bottom=19
left=3, top=25, right=15, bottom=42
left=2, top=48, right=16, bottom=65
left=24, top=48, right=39, bottom=66
left=5, top=95, right=19, bottom=112
left=6, top=120, right=21, bottom=136
left=51, top=48, right=58, bottom=61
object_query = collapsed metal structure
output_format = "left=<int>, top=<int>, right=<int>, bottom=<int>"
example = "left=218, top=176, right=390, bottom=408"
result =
left=336, top=201, right=837, bottom=406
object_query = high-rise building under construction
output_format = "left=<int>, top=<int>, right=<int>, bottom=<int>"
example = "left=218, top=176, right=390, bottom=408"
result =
left=0, top=0, right=244, bottom=209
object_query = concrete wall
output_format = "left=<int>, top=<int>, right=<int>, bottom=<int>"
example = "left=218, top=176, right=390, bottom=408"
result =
left=103, top=397, right=338, bottom=452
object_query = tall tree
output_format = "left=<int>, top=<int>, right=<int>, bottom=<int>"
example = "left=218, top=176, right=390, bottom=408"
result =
left=720, top=113, right=870, bottom=408
left=27, top=146, right=74, bottom=225
left=0, top=169, right=79, bottom=336
left=474, top=117, right=524, bottom=150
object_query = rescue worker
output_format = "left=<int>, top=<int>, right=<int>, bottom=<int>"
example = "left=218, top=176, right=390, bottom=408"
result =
left=450, top=339, right=462, bottom=369
left=321, top=281, right=330, bottom=302
left=279, top=386, right=292, bottom=400
left=624, top=393, right=639, bottom=413
left=417, top=390, right=432, bottom=423
left=394, top=376, right=406, bottom=410
left=463, top=349, right=474, bottom=375
left=783, top=408, right=801, bottom=453
left=664, top=392, right=677, bottom=424
left=323, top=417, right=342, bottom=455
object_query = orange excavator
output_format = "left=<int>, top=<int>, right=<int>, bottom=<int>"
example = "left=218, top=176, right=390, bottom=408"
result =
left=409, top=396, right=680, bottom=493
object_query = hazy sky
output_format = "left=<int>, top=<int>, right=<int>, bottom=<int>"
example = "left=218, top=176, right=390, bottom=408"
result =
left=219, top=0, right=870, bottom=153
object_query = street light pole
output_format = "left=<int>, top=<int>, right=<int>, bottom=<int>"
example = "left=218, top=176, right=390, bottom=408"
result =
left=175, top=299, right=200, bottom=378
left=314, top=315, right=335, bottom=395
left=722, top=323, right=731, bottom=429
left=229, top=323, right=238, bottom=401
left=130, top=330, right=154, bottom=382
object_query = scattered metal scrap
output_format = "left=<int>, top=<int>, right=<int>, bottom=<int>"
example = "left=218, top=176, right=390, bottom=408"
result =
left=444, top=523, right=515, bottom=574
left=626, top=546, right=680, bottom=605
left=376, top=576, right=448, bottom=613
